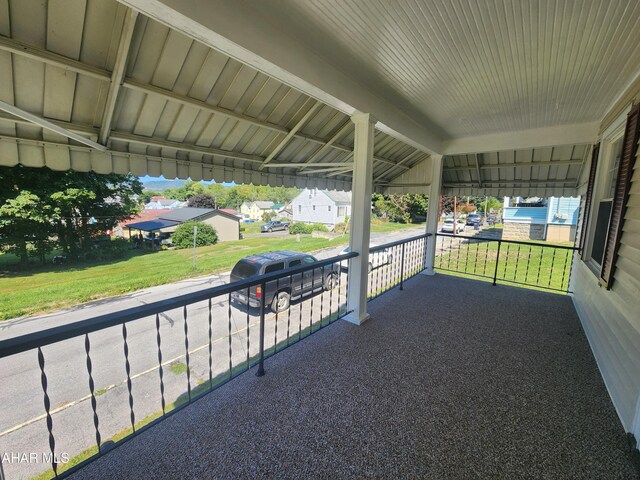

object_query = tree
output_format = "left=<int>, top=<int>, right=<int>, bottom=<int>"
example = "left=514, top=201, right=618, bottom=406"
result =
left=0, top=191, right=55, bottom=264
left=262, top=210, right=276, bottom=222
left=171, top=221, right=218, bottom=249
left=0, top=165, right=143, bottom=264
left=372, top=193, right=428, bottom=223
left=188, top=193, right=217, bottom=209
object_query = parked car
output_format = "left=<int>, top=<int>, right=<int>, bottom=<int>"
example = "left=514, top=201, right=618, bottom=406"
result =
left=441, top=218, right=466, bottom=233
left=260, top=220, right=289, bottom=233
left=229, top=251, right=339, bottom=313
left=339, top=244, right=393, bottom=273
left=465, top=214, right=484, bottom=226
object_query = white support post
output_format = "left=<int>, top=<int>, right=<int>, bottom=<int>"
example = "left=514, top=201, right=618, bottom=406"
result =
left=422, top=154, right=443, bottom=276
left=344, top=113, right=375, bottom=325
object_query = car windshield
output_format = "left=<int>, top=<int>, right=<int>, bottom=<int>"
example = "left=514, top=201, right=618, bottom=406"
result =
left=231, top=260, right=259, bottom=278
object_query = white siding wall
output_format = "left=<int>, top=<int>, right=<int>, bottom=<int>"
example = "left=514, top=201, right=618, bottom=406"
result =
left=292, top=189, right=344, bottom=226
left=571, top=136, right=640, bottom=438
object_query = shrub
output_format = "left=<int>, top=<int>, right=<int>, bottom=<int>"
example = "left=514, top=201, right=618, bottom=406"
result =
left=288, top=223, right=329, bottom=234
left=172, top=221, right=218, bottom=249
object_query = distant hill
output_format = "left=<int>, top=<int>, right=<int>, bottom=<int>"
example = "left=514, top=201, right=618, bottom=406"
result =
left=141, top=179, right=187, bottom=191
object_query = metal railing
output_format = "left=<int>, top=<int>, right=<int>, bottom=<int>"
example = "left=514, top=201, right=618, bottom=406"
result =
left=434, top=233, right=578, bottom=293
left=366, top=233, right=431, bottom=300
left=0, top=251, right=356, bottom=479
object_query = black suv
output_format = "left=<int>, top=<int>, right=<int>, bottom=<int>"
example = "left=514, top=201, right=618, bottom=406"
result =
left=466, top=214, right=484, bottom=226
left=230, top=251, right=339, bottom=313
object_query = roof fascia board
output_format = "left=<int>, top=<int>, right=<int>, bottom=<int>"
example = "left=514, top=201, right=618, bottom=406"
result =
left=443, top=122, right=599, bottom=155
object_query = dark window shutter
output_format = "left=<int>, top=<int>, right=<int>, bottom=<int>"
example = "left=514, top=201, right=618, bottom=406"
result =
left=580, top=143, right=599, bottom=259
left=599, top=104, right=640, bottom=289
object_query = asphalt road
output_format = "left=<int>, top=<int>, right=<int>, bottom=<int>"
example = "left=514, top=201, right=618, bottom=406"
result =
left=0, top=226, right=426, bottom=479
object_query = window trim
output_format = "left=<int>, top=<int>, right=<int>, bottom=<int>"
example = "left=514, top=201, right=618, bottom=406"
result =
left=583, top=111, right=627, bottom=268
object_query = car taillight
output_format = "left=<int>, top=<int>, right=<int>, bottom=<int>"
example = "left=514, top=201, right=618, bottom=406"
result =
left=255, top=286, right=262, bottom=299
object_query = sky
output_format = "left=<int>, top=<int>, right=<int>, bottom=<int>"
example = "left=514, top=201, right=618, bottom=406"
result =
left=139, top=175, right=235, bottom=187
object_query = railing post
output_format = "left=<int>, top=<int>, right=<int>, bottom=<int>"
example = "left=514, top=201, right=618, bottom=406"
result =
left=256, top=280, right=266, bottom=377
left=421, top=154, right=443, bottom=276
left=399, top=242, right=406, bottom=290
left=493, top=240, right=502, bottom=286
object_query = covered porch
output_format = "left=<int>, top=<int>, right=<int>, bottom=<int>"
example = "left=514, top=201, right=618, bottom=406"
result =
left=70, top=273, right=638, bottom=479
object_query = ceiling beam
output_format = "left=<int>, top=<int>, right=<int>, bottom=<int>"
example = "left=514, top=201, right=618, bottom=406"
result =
left=0, top=100, right=106, bottom=151
left=110, top=131, right=264, bottom=164
left=474, top=154, right=482, bottom=188
left=442, top=123, right=599, bottom=156
left=443, top=159, right=585, bottom=171
left=297, top=166, right=352, bottom=175
left=0, top=111, right=99, bottom=138
left=0, top=35, right=111, bottom=81
left=444, top=179, right=579, bottom=186
left=327, top=167, right=353, bottom=177
left=100, top=9, right=139, bottom=145
left=374, top=149, right=423, bottom=181
left=262, top=162, right=353, bottom=168
left=260, top=100, right=322, bottom=170
left=299, top=121, right=351, bottom=170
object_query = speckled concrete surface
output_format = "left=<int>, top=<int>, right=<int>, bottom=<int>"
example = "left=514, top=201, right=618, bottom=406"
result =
left=71, top=274, right=639, bottom=479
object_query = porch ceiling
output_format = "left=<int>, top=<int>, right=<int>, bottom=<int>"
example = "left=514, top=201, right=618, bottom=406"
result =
left=0, top=0, right=428, bottom=190
left=2, top=1, right=638, bottom=195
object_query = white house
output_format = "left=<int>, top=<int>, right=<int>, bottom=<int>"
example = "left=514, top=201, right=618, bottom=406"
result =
left=239, top=201, right=274, bottom=221
left=144, top=197, right=185, bottom=210
left=291, top=189, right=351, bottom=228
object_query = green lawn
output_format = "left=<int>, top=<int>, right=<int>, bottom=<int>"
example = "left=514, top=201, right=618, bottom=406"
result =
left=435, top=238, right=575, bottom=293
left=370, top=221, right=425, bottom=233
left=0, top=236, right=335, bottom=320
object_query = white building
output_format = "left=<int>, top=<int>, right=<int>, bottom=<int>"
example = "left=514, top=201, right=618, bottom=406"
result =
left=291, top=189, right=351, bottom=228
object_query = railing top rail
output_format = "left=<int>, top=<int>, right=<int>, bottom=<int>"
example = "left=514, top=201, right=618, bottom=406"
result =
left=435, top=233, right=579, bottom=251
left=369, top=232, right=432, bottom=252
left=0, top=251, right=358, bottom=359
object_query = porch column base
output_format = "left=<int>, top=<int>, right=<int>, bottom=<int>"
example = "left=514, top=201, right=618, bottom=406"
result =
left=343, top=312, right=371, bottom=325
left=420, top=268, right=437, bottom=276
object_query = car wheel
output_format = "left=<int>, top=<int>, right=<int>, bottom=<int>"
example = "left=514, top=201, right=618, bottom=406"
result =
left=271, top=291, right=290, bottom=313
left=324, top=272, right=338, bottom=291
left=268, top=228, right=273, bottom=233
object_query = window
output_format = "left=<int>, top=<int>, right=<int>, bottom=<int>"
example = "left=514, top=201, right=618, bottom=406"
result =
left=590, top=138, right=623, bottom=266
left=328, top=205, right=331, bottom=212
left=264, top=262, right=285, bottom=274
left=313, top=205, right=316, bottom=211
left=584, top=104, right=640, bottom=289
left=298, top=205, right=301, bottom=213
left=303, top=256, right=316, bottom=264
left=338, top=206, right=347, bottom=217
left=288, top=259, right=301, bottom=267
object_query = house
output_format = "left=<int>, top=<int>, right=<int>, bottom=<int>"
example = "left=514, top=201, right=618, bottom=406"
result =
left=291, top=189, right=351, bottom=227
left=144, top=196, right=185, bottom=210
left=116, top=209, right=171, bottom=238
left=502, top=196, right=580, bottom=242
left=239, top=201, right=274, bottom=221
left=126, top=207, right=240, bottom=242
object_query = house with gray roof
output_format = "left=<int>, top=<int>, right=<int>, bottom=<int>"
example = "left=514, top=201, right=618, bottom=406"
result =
left=291, top=188, right=352, bottom=228
left=126, top=207, right=240, bottom=242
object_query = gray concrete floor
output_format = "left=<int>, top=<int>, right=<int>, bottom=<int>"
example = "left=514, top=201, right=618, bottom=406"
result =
left=71, top=274, right=639, bottom=479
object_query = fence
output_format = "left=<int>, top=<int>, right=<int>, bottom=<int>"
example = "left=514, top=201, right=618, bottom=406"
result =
left=434, top=233, right=578, bottom=293
left=0, top=251, right=356, bottom=479
left=366, top=233, right=431, bottom=300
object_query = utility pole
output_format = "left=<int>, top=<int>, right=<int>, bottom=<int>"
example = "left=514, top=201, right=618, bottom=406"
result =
left=453, top=195, right=457, bottom=236
left=192, top=225, right=198, bottom=269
